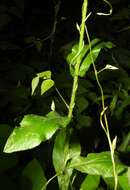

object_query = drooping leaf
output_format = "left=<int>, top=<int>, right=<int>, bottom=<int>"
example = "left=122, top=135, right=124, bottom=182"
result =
left=31, top=76, right=39, bottom=95
left=41, top=79, right=54, bottom=95
left=69, top=151, right=126, bottom=178
left=80, top=175, right=100, bottom=190
left=23, top=159, right=46, bottom=190
left=4, top=111, right=70, bottom=153
left=53, top=129, right=81, bottom=189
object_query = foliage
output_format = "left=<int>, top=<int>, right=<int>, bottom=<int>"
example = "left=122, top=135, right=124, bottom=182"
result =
left=0, top=0, right=130, bottom=190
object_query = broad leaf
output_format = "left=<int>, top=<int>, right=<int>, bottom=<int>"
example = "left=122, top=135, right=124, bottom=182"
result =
left=69, top=151, right=126, bottom=178
left=41, top=79, right=54, bottom=95
left=66, top=38, right=114, bottom=77
left=4, top=111, right=70, bottom=153
left=53, top=129, right=81, bottom=189
left=23, top=159, right=46, bottom=190
left=80, top=175, right=100, bottom=190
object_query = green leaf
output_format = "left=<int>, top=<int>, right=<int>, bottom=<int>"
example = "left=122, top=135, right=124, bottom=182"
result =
left=53, top=129, right=81, bottom=189
left=37, top=70, right=51, bottom=79
left=66, top=38, right=114, bottom=77
left=31, top=76, right=39, bottom=95
left=4, top=111, right=70, bottom=153
left=80, top=175, right=100, bottom=190
left=23, top=159, right=46, bottom=190
left=76, top=115, right=92, bottom=129
left=41, top=79, right=54, bottom=95
left=118, top=167, right=130, bottom=190
left=109, top=94, right=118, bottom=115
left=76, top=97, right=89, bottom=113
left=69, top=152, right=126, bottom=178
left=79, top=40, right=114, bottom=77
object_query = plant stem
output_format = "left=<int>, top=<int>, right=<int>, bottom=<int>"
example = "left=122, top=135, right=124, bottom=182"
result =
left=68, top=0, right=88, bottom=118
left=85, top=25, right=118, bottom=190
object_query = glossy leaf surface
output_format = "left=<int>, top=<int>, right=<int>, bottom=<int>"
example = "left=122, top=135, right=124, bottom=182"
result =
left=69, top=152, right=126, bottom=178
left=4, top=111, right=70, bottom=153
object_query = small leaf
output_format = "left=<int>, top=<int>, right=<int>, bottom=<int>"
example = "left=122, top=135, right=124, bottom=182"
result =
left=110, top=94, right=118, bottom=115
left=4, top=111, right=70, bottom=153
left=41, top=79, right=54, bottom=95
left=80, top=175, right=100, bottom=190
left=37, top=70, right=51, bottom=79
left=31, top=76, right=39, bottom=95
left=51, top=100, right=55, bottom=111
left=23, top=159, right=46, bottom=190
left=69, top=151, right=126, bottom=178
left=105, top=64, right=119, bottom=70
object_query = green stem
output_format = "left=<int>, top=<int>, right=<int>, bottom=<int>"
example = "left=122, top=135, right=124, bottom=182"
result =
left=68, top=0, right=88, bottom=118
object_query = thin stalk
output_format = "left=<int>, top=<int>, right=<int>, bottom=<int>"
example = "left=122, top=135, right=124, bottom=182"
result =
left=68, top=0, right=88, bottom=118
left=85, top=26, right=118, bottom=190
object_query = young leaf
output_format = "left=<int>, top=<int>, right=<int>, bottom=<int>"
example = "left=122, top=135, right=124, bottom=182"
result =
left=37, top=70, right=51, bottom=79
left=31, top=76, right=39, bottom=95
left=23, top=159, right=46, bottom=190
left=4, top=111, right=70, bottom=153
left=80, top=175, right=100, bottom=190
left=69, top=151, right=126, bottom=178
left=41, top=79, right=54, bottom=95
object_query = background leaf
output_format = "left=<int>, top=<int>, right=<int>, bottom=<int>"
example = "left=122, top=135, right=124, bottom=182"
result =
left=23, top=159, right=46, bottom=190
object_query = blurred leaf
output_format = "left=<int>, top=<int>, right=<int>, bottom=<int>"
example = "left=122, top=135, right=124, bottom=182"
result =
left=76, top=115, right=92, bottom=129
left=0, top=14, right=11, bottom=29
left=31, top=76, right=39, bottom=95
left=119, top=132, right=130, bottom=152
left=115, top=97, right=130, bottom=119
left=80, top=175, right=100, bottom=190
left=76, top=97, right=89, bottom=113
left=109, top=94, right=118, bottom=115
left=69, top=152, right=126, bottom=178
left=24, top=36, right=36, bottom=44
left=23, top=159, right=46, bottom=190
left=41, top=79, right=54, bottom=95
left=4, top=111, right=70, bottom=153
left=34, top=39, right=42, bottom=52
